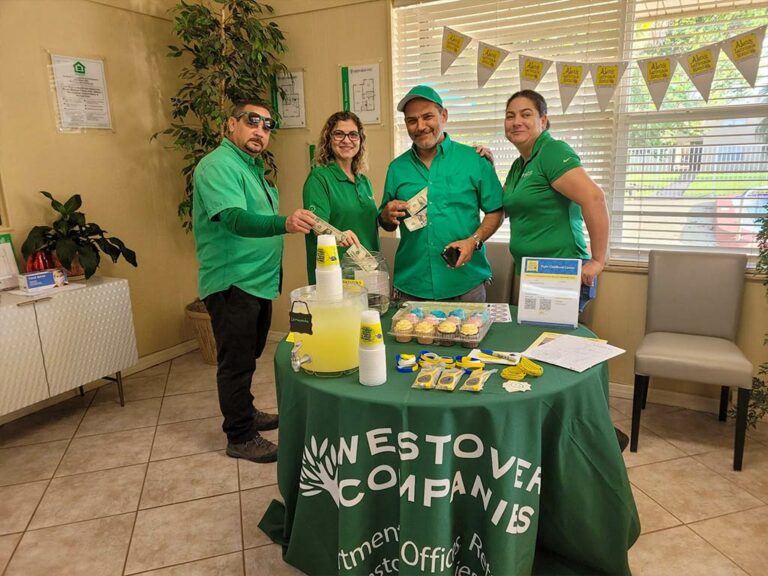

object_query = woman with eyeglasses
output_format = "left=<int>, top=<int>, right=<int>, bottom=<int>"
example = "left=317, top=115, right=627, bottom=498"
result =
left=303, top=111, right=380, bottom=283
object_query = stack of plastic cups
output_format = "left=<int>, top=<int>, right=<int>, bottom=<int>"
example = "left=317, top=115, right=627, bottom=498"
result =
left=315, top=234, right=342, bottom=301
left=358, top=309, right=387, bottom=386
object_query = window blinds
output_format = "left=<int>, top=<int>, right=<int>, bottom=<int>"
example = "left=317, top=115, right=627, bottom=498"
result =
left=391, top=0, right=768, bottom=264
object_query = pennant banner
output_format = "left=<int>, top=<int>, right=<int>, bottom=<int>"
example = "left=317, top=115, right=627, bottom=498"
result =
left=677, top=43, right=720, bottom=102
left=477, top=41, right=509, bottom=88
left=441, top=27, right=471, bottom=75
left=589, top=62, right=629, bottom=111
left=556, top=61, right=587, bottom=112
left=440, top=26, right=764, bottom=111
left=519, top=55, right=552, bottom=91
left=720, top=25, right=766, bottom=87
left=638, top=56, right=678, bottom=110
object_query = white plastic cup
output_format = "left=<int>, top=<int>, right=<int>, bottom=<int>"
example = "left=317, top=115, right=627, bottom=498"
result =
left=358, top=309, right=386, bottom=386
left=315, top=234, right=342, bottom=300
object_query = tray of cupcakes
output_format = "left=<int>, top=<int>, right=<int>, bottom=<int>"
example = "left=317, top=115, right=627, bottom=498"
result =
left=389, top=302, right=492, bottom=348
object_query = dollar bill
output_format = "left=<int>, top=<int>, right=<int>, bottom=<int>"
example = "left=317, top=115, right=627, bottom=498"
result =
left=403, top=210, right=428, bottom=232
left=346, top=244, right=378, bottom=271
left=311, top=215, right=347, bottom=245
left=406, top=187, right=428, bottom=215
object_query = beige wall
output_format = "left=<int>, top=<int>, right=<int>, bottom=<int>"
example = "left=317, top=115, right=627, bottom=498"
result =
left=267, top=0, right=394, bottom=333
left=592, top=269, right=767, bottom=399
left=269, top=0, right=767, bottom=403
left=0, top=0, right=196, bottom=357
left=1, top=0, right=765, bottom=403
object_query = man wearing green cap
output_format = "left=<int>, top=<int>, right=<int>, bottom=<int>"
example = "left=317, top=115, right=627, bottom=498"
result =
left=379, top=85, right=503, bottom=301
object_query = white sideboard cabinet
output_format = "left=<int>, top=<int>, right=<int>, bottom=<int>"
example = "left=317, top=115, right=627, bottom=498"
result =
left=0, top=277, right=138, bottom=417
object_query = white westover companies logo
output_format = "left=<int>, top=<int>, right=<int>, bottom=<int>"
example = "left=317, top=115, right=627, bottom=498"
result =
left=300, top=427, right=541, bottom=536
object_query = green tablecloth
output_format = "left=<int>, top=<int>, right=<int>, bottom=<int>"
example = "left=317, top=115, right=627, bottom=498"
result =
left=260, top=309, right=640, bottom=575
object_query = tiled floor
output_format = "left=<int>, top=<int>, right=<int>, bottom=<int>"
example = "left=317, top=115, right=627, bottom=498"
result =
left=1, top=343, right=766, bottom=575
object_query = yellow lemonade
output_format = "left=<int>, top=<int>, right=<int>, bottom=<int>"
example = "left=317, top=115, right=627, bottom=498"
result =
left=290, top=284, right=367, bottom=375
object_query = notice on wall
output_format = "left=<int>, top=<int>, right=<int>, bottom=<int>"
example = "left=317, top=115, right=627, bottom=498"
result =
left=275, top=71, right=306, bottom=128
left=341, top=64, right=381, bottom=124
left=50, top=55, right=112, bottom=130
left=0, top=234, right=20, bottom=290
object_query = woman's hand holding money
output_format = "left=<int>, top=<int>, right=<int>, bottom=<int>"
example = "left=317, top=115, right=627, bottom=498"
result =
left=339, top=230, right=360, bottom=248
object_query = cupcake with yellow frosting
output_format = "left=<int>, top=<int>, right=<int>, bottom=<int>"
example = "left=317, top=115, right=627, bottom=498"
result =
left=436, top=320, right=458, bottom=346
left=414, top=321, right=435, bottom=345
left=394, top=319, right=414, bottom=343
left=459, top=322, right=480, bottom=348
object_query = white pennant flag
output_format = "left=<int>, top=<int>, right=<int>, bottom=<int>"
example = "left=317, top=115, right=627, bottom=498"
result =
left=519, top=55, right=552, bottom=91
left=477, top=42, right=509, bottom=88
left=637, top=56, right=678, bottom=110
left=441, top=27, right=471, bottom=75
left=720, top=25, right=766, bottom=87
left=677, top=43, right=720, bottom=102
left=556, top=61, right=587, bottom=112
left=589, top=62, right=629, bottom=111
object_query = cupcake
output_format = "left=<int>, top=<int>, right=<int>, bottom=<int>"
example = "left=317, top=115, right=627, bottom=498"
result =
left=449, top=308, right=467, bottom=321
left=404, top=313, right=420, bottom=324
left=425, top=314, right=441, bottom=326
left=467, top=314, right=485, bottom=327
left=436, top=320, right=458, bottom=346
left=414, top=321, right=435, bottom=345
left=393, top=319, right=414, bottom=343
left=459, top=323, right=480, bottom=348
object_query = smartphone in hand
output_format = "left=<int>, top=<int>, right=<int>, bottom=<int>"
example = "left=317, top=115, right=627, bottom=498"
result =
left=441, top=246, right=460, bottom=268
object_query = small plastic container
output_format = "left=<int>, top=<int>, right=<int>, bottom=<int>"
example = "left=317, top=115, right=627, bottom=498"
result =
left=341, top=250, right=391, bottom=314
left=389, top=302, right=492, bottom=347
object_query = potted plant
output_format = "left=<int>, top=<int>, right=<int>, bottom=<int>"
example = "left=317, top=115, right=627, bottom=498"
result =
left=729, top=200, right=768, bottom=428
left=155, top=0, right=288, bottom=231
left=155, top=0, right=288, bottom=364
left=21, top=191, right=137, bottom=279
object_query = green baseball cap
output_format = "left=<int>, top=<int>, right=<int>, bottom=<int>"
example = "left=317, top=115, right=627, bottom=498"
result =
left=396, top=85, right=443, bottom=112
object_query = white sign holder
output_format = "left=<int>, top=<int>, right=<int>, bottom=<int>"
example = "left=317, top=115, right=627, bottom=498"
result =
left=517, top=257, right=581, bottom=328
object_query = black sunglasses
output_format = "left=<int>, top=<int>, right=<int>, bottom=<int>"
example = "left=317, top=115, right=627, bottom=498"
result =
left=234, top=111, right=276, bottom=131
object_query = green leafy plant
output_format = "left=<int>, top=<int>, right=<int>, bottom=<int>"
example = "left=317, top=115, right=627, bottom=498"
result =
left=730, top=200, right=768, bottom=429
left=21, top=191, right=137, bottom=279
left=154, top=0, right=288, bottom=232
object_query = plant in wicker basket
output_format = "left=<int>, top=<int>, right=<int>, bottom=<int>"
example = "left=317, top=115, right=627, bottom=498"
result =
left=729, top=199, right=768, bottom=428
left=153, top=0, right=288, bottom=233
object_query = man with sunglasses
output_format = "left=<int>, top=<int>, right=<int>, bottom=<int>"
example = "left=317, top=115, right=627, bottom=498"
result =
left=193, top=100, right=316, bottom=463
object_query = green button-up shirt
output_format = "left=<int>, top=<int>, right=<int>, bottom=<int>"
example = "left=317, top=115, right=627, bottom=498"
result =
left=503, top=130, right=589, bottom=275
left=380, top=133, right=503, bottom=299
left=193, top=138, right=283, bottom=300
left=303, top=161, right=380, bottom=284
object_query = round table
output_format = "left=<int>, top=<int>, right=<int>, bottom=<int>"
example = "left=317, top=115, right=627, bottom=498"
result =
left=260, top=309, right=639, bottom=575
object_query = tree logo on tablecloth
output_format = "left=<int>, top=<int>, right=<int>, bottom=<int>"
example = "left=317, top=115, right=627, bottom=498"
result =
left=300, top=435, right=340, bottom=507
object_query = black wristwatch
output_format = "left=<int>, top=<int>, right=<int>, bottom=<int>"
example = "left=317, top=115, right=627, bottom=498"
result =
left=472, top=234, right=483, bottom=250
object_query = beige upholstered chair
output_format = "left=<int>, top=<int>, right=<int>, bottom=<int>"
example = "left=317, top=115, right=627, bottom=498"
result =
left=378, top=236, right=514, bottom=303
left=631, top=250, right=752, bottom=470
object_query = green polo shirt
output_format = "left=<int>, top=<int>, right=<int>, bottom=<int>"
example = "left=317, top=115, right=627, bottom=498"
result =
left=380, top=133, right=503, bottom=300
left=303, top=162, right=380, bottom=284
left=193, top=138, right=285, bottom=300
left=503, top=130, right=590, bottom=275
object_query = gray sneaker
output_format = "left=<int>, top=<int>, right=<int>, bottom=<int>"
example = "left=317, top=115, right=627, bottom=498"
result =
left=226, top=435, right=278, bottom=463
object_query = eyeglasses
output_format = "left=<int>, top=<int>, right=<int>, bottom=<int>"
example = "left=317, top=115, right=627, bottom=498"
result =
left=331, top=130, right=361, bottom=143
left=234, top=111, right=276, bottom=131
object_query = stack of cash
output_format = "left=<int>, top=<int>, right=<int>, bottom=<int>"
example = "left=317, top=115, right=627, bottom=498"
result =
left=312, top=214, right=378, bottom=271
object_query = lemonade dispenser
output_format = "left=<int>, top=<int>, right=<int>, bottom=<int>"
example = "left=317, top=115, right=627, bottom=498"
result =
left=289, top=283, right=368, bottom=375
